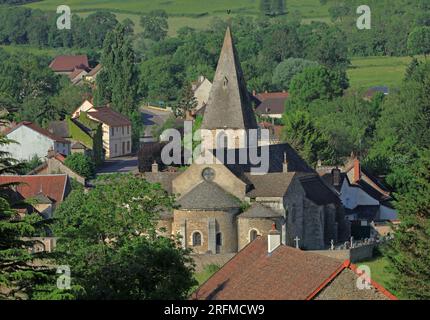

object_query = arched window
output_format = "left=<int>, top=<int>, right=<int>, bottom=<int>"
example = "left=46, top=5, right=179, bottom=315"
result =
left=216, top=232, right=222, bottom=246
left=192, top=232, right=202, bottom=246
left=249, top=229, right=259, bottom=242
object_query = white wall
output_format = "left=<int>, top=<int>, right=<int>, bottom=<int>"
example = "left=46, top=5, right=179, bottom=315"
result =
left=2, top=126, right=60, bottom=161
left=340, top=179, right=379, bottom=209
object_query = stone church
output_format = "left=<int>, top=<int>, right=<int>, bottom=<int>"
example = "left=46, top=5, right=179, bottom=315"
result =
left=144, top=27, right=350, bottom=254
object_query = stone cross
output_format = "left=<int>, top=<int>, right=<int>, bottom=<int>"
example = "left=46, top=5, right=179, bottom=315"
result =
left=330, top=239, right=334, bottom=250
left=294, top=236, right=300, bottom=249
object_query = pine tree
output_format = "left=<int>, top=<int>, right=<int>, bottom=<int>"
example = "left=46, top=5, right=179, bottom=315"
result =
left=405, top=58, right=420, bottom=80
left=384, top=149, right=430, bottom=299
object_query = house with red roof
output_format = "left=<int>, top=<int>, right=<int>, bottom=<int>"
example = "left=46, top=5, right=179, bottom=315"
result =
left=253, top=91, right=289, bottom=119
left=49, top=55, right=89, bottom=75
left=72, top=100, right=132, bottom=158
left=192, top=228, right=397, bottom=300
left=1, top=121, right=71, bottom=161
left=0, top=174, right=70, bottom=219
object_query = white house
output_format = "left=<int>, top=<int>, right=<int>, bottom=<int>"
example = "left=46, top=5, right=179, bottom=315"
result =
left=1, top=121, right=71, bottom=161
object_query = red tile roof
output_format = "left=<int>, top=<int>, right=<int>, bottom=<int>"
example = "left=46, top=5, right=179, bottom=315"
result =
left=255, top=92, right=289, bottom=100
left=4, top=122, right=70, bottom=144
left=88, top=107, right=131, bottom=127
left=254, top=92, right=289, bottom=115
left=192, top=237, right=397, bottom=300
left=49, top=55, right=89, bottom=72
left=0, top=174, right=69, bottom=204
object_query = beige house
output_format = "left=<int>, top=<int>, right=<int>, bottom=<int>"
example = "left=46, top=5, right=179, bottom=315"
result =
left=192, top=75, right=212, bottom=111
left=72, top=101, right=132, bottom=158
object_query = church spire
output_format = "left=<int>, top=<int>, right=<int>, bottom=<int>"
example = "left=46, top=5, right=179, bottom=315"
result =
left=201, top=27, right=258, bottom=130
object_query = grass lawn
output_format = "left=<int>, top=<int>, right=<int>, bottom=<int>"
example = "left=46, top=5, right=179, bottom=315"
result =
left=25, top=0, right=332, bottom=35
left=194, top=264, right=220, bottom=286
left=347, top=55, right=426, bottom=89
left=357, top=255, right=394, bottom=290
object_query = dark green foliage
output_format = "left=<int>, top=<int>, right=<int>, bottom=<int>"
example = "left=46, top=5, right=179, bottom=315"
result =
left=64, top=153, right=95, bottom=179
left=407, top=26, right=430, bottom=57
left=288, top=65, right=349, bottom=107
left=140, top=10, right=169, bottom=42
left=53, top=174, right=197, bottom=299
left=173, top=84, right=197, bottom=118
left=272, top=58, right=319, bottom=90
left=384, top=149, right=430, bottom=299
left=18, top=155, right=43, bottom=175
left=281, top=110, right=334, bottom=166
left=0, top=7, right=118, bottom=49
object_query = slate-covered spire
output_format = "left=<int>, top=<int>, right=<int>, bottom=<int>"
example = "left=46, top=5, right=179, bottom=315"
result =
left=201, top=27, right=258, bottom=130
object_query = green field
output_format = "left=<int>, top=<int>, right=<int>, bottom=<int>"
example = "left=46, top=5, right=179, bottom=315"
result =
left=347, top=56, right=425, bottom=89
left=26, top=0, right=332, bottom=35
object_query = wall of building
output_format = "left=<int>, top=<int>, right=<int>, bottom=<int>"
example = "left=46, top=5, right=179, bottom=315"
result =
left=194, top=78, right=212, bottom=110
left=172, top=209, right=240, bottom=254
left=237, top=217, right=283, bottom=251
left=3, top=126, right=56, bottom=161
left=46, top=157, right=86, bottom=185
left=103, top=124, right=132, bottom=158
left=172, top=163, right=247, bottom=200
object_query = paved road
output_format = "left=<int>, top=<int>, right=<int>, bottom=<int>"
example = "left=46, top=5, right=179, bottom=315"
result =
left=96, top=155, right=139, bottom=174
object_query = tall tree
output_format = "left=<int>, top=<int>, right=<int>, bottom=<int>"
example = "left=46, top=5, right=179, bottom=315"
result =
left=407, top=26, right=430, bottom=58
left=96, top=23, right=138, bottom=116
left=384, top=149, right=430, bottom=299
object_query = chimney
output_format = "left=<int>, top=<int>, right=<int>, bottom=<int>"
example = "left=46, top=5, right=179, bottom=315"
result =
left=353, top=159, right=361, bottom=183
left=283, top=152, right=288, bottom=173
left=268, top=223, right=281, bottom=254
left=47, top=149, right=55, bottom=159
left=332, top=168, right=341, bottom=187
left=152, top=161, right=159, bottom=173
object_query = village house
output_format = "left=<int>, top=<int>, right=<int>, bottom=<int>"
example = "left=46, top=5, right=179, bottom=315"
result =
left=318, top=158, right=398, bottom=238
left=144, top=27, right=351, bottom=254
left=192, top=75, right=213, bottom=112
left=0, top=174, right=71, bottom=252
left=29, top=152, right=86, bottom=186
left=49, top=55, right=102, bottom=85
left=48, top=115, right=104, bottom=165
left=1, top=121, right=71, bottom=161
left=72, top=101, right=132, bottom=158
left=192, top=230, right=397, bottom=300
left=254, top=91, right=289, bottom=119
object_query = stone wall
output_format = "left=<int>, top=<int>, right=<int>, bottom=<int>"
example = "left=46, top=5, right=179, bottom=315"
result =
left=237, top=217, right=283, bottom=251
left=309, top=244, right=375, bottom=263
left=173, top=209, right=240, bottom=254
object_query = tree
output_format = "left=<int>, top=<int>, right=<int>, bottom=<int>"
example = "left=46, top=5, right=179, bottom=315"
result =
left=259, top=0, right=271, bottom=16
left=288, top=65, right=349, bottom=107
left=173, top=84, right=197, bottom=118
left=53, top=174, right=197, bottom=299
left=272, top=58, right=318, bottom=90
left=407, top=26, right=430, bottom=57
left=140, top=10, right=168, bottom=42
left=64, top=153, right=95, bottom=179
left=96, top=23, right=138, bottom=116
left=384, top=149, right=430, bottom=299
left=281, top=110, right=334, bottom=166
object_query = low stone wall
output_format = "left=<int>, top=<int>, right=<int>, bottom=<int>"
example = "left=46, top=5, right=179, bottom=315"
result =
left=309, top=244, right=375, bottom=263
